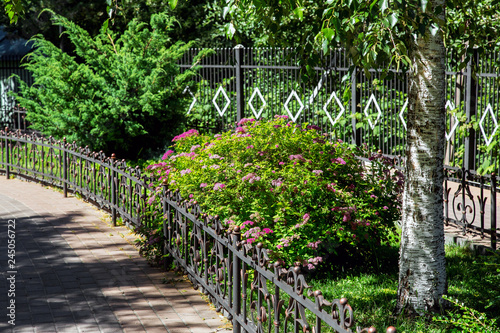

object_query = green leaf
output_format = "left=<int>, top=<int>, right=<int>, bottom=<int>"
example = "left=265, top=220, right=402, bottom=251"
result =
left=169, top=0, right=178, bottom=10
left=388, top=13, right=398, bottom=28
left=223, top=6, right=230, bottom=19
left=322, top=27, right=335, bottom=41
left=379, top=0, right=389, bottom=13
left=322, top=39, right=329, bottom=54
left=102, top=18, right=109, bottom=32
left=226, top=22, right=236, bottom=39
left=420, top=0, right=428, bottom=12
left=293, top=7, right=305, bottom=20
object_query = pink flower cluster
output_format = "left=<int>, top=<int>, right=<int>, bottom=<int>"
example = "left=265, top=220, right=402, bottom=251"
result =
left=161, top=150, right=174, bottom=160
left=289, top=154, right=306, bottom=162
left=213, top=183, right=225, bottom=191
left=172, top=129, right=199, bottom=142
left=306, top=125, right=321, bottom=131
left=237, top=118, right=256, bottom=126
left=209, top=154, right=223, bottom=159
left=331, top=157, right=347, bottom=165
left=277, top=234, right=300, bottom=249
left=243, top=225, right=273, bottom=237
left=307, top=241, right=322, bottom=249
left=295, top=213, right=310, bottom=228
left=271, top=178, right=283, bottom=187
left=242, top=172, right=261, bottom=183
left=190, top=145, right=201, bottom=152
left=304, top=256, right=323, bottom=270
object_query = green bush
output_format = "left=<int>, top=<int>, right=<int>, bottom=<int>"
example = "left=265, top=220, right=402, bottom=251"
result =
left=146, top=116, right=403, bottom=269
left=13, top=11, right=211, bottom=159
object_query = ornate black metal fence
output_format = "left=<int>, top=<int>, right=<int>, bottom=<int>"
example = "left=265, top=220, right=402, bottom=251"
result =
left=0, top=129, right=399, bottom=332
left=179, top=47, right=500, bottom=174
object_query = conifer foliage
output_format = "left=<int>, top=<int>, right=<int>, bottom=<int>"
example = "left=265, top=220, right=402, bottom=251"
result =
left=13, top=11, right=207, bottom=159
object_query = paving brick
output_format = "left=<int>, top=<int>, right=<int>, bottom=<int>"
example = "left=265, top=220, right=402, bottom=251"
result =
left=0, top=178, right=230, bottom=333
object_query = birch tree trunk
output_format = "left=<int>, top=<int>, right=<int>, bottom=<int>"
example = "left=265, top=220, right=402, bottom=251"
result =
left=396, top=0, right=447, bottom=314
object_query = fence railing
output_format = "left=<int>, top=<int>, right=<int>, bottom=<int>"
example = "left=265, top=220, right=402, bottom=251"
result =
left=179, top=47, right=500, bottom=174
left=0, top=129, right=399, bottom=333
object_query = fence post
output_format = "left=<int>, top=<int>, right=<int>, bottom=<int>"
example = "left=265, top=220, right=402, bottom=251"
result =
left=351, top=68, right=362, bottom=147
left=491, top=173, right=497, bottom=250
left=111, top=153, right=117, bottom=226
left=4, top=127, right=9, bottom=179
left=63, top=138, right=68, bottom=197
left=235, top=45, right=245, bottom=123
left=232, top=226, right=242, bottom=333
left=464, top=49, right=479, bottom=171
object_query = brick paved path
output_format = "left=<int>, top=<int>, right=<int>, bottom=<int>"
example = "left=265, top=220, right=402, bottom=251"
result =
left=0, top=178, right=231, bottom=333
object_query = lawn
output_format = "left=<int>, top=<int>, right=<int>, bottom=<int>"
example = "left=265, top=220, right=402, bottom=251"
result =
left=308, top=243, right=500, bottom=332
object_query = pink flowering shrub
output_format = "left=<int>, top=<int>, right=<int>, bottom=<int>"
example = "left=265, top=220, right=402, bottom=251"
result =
left=146, top=117, right=403, bottom=270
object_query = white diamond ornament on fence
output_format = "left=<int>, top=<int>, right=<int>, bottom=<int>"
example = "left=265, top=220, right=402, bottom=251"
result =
left=248, top=88, right=267, bottom=119
left=284, top=90, right=304, bottom=122
left=445, top=100, right=459, bottom=141
left=399, top=99, right=408, bottom=130
left=322, top=91, right=345, bottom=126
left=183, top=86, right=197, bottom=115
left=212, top=86, right=231, bottom=117
left=479, top=103, right=499, bottom=146
left=363, top=94, right=382, bottom=130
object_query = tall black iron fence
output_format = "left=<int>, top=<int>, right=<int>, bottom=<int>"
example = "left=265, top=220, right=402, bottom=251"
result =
left=0, top=129, right=399, bottom=333
left=0, top=56, right=33, bottom=130
left=180, top=47, right=500, bottom=174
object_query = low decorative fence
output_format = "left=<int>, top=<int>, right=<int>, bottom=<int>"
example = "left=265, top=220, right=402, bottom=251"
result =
left=1, top=129, right=499, bottom=331
left=0, top=129, right=154, bottom=229
left=0, top=129, right=398, bottom=332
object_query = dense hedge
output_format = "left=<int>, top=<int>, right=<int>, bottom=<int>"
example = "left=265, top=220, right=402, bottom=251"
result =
left=13, top=11, right=210, bottom=159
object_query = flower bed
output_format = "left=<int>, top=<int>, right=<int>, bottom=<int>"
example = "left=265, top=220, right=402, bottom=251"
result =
left=146, top=116, right=403, bottom=269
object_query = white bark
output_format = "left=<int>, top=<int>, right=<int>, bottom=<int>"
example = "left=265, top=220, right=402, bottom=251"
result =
left=397, top=0, right=447, bottom=314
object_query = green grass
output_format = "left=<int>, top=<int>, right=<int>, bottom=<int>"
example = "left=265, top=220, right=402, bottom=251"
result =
left=307, top=244, right=500, bottom=332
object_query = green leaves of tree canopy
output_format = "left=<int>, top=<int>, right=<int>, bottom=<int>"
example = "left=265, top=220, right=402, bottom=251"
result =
left=3, top=0, right=24, bottom=23
left=13, top=11, right=210, bottom=159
